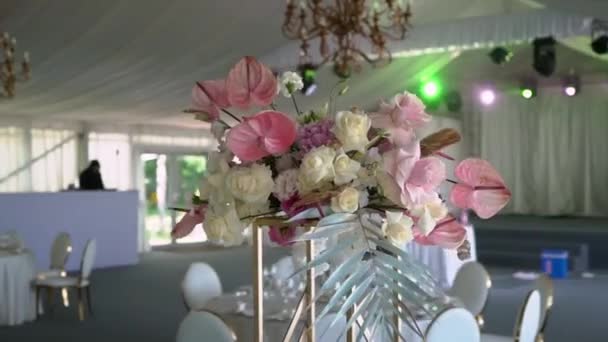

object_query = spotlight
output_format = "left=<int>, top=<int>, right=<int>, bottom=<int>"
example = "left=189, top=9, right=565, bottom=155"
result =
left=533, top=37, right=556, bottom=77
left=489, top=47, right=513, bottom=65
left=591, top=20, right=608, bottom=55
left=445, top=90, right=463, bottom=112
left=479, top=89, right=496, bottom=106
left=298, top=63, right=317, bottom=96
left=520, top=80, right=537, bottom=100
left=563, top=73, right=580, bottom=97
left=421, top=80, right=441, bottom=100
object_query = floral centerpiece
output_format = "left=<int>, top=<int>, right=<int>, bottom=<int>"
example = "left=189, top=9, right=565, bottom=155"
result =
left=172, top=56, right=511, bottom=338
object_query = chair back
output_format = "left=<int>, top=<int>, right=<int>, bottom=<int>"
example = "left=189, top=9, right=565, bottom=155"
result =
left=50, top=232, right=72, bottom=270
left=182, top=263, right=222, bottom=310
left=534, top=274, right=554, bottom=335
left=176, top=311, right=234, bottom=342
left=449, top=261, right=491, bottom=316
left=80, top=239, right=97, bottom=280
left=425, top=307, right=480, bottom=342
left=514, top=289, right=542, bottom=342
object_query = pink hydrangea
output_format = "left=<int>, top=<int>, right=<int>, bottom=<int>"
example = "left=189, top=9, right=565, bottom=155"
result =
left=297, top=119, right=336, bottom=153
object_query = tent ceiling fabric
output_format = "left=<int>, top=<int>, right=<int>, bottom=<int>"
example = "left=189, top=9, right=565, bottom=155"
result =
left=0, top=0, right=604, bottom=127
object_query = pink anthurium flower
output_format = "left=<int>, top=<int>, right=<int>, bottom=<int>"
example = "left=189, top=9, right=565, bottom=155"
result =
left=268, top=226, right=297, bottom=247
left=226, top=56, right=278, bottom=109
left=450, top=158, right=511, bottom=219
left=191, top=80, right=230, bottom=121
left=414, top=215, right=466, bottom=249
left=226, top=110, right=297, bottom=162
left=171, top=205, right=206, bottom=239
left=370, top=91, right=431, bottom=147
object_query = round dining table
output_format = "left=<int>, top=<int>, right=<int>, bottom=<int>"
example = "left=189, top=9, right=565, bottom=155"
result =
left=205, top=291, right=431, bottom=342
left=0, top=249, right=36, bottom=326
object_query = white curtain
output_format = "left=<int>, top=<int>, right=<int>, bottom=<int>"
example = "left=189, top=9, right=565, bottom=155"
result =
left=469, top=85, right=608, bottom=216
left=0, top=126, right=29, bottom=192
left=0, top=126, right=77, bottom=192
left=30, top=129, right=77, bottom=191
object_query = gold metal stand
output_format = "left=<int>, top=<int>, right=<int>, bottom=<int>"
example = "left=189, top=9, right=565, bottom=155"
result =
left=252, top=216, right=402, bottom=342
left=253, top=217, right=318, bottom=342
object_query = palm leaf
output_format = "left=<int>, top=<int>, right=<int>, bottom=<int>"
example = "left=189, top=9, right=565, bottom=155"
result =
left=292, top=211, right=448, bottom=341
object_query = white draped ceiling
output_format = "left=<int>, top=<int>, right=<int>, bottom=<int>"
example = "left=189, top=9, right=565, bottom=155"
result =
left=0, top=0, right=605, bottom=128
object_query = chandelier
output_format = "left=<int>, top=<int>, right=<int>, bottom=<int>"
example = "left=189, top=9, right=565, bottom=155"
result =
left=282, top=0, right=412, bottom=78
left=1, top=32, right=31, bottom=98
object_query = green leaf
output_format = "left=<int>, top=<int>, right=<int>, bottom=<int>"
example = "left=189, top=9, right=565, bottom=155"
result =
left=191, top=194, right=202, bottom=205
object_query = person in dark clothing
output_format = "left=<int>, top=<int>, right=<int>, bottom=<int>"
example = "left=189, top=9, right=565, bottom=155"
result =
left=79, top=160, right=105, bottom=190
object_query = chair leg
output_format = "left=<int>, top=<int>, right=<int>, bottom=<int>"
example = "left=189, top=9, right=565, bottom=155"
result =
left=61, top=288, right=70, bottom=307
left=46, top=288, right=56, bottom=316
left=35, top=286, right=40, bottom=319
left=77, top=287, right=86, bottom=321
left=85, top=286, right=93, bottom=316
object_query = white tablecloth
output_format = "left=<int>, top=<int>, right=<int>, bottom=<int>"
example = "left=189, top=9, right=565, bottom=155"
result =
left=0, top=250, right=36, bottom=326
left=205, top=294, right=429, bottom=342
left=405, top=224, right=477, bottom=288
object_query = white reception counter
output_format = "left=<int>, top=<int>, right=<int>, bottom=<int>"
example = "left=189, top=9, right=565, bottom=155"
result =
left=0, top=190, right=139, bottom=271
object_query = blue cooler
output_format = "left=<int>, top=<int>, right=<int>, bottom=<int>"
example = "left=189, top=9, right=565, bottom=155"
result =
left=541, top=250, right=569, bottom=279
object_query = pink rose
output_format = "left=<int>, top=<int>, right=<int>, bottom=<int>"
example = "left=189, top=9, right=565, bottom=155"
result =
left=226, top=56, right=278, bottom=109
left=370, top=92, right=431, bottom=147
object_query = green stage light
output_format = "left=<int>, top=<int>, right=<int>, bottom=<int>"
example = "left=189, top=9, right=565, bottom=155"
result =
left=421, top=80, right=441, bottom=99
left=521, top=88, right=534, bottom=99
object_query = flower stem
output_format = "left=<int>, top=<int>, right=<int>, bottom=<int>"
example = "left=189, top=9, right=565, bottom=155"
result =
left=221, top=109, right=241, bottom=122
left=446, top=179, right=458, bottom=184
left=290, top=94, right=302, bottom=115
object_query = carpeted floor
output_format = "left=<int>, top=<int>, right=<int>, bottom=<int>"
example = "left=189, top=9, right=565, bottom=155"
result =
left=1, top=246, right=606, bottom=342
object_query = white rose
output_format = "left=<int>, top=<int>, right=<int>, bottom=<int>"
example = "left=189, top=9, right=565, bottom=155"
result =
left=330, top=187, right=360, bottom=213
left=226, top=164, right=274, bottom=203
left=333, top=110, right=371, bottom=152
left=298, top=146, right=336, bottom=194
left=236, top=201, right=269, bottom=219
left=333, top=150, right=361, bottom=186
left=221, top=209, right=246, bottom=247
left=279, top=71, right=304, bottom=97
left=383, top=211, right=414, bottom=244
left=408, top=195, right=448, bottom=236
left=203, top=208, right=244, bottom=246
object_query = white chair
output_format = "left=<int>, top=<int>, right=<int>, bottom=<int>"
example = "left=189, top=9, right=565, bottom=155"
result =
left=448, top=261, right=492, bottom=327
left=534, top=275, right=554, bottom=342
left=481, top=289, right=542, bottom=342
left=35, top=239, right=96, bottom=321
left=37, top=232, right=72, bottom=279
left=176, top=310, right=235, bottom=342
left=181, top=262, right=223, bottom=310
left=425, top=307, right=481, bottom=342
